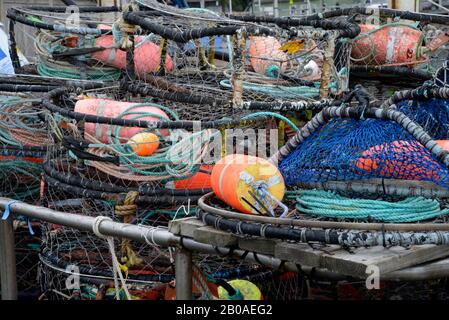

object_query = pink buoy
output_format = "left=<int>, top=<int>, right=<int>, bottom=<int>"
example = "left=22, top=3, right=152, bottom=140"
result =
left=74, top=98, right=170, bottom=143
left=351, top=24, right=426, bottom=66
left=91, top=35, right=174, bottom=77
left=249, top=36, right=288, bottom=77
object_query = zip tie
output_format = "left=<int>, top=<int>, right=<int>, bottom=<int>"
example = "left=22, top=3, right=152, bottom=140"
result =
left=236, top=221, right=243, bottom=235
left=27, top=219, right=35, bottom=235
left=2, top=200, right=19, bottom=220
left=214, top=216, right=222, bottom=230
left=260, top=224, right=269, bottom=238
left=325, top=229, right=331, bottom=244
left=301, top=229, right=307, bottom=243
left=201, top=211, right=208, bottom=224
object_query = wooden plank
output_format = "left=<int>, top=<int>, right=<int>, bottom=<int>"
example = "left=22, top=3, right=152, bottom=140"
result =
left=275, top=242, right=341, bottom=267
left=168, top=217, right=205, bottom=238
left=239, top=238, right=278, bottom=255
left=275, top=243, right=449, bottom=278
left=322, top=245, right=449, bottom=278
left=194, top=226, right=238, bottom=247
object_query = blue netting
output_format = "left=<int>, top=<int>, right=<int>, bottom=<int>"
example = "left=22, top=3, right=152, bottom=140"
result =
left=397, top=98, right=449, bottom=139
left=279, top=118, right=449, bottom=187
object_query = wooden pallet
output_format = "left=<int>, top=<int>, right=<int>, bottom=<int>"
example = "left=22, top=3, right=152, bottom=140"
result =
left=169, top=217, right=449, bottom=278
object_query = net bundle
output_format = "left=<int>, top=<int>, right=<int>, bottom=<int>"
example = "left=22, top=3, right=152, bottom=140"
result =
left=279, top=117, right=449, bottom=187
left=0, top=82, right=49, bottom=202
left=39, top=79, right=290, bottom=300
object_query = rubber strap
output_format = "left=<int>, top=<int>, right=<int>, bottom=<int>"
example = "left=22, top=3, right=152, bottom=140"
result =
left=2, top=200, right=19, bottom=220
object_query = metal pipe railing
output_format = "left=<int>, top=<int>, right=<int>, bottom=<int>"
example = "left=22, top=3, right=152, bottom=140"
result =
left=1, top=197, right=449, bottom=300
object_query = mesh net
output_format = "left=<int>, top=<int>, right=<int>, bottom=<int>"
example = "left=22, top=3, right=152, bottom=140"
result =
left=0, top=90, right=47, bottom=202
left=9, top=2, right=449, bottom=300
left=396, top=98, right=449, bottom=139
left=279, top=117, right=449, bottom=187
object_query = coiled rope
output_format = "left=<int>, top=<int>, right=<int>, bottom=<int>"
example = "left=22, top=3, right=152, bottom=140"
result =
left=35, top=31, right=121, bottom=81
left=219, top=79, right=320, bottom=99
left=291, top=189, right=449, bottom=223
left=0, top=96, right=49, bottom=147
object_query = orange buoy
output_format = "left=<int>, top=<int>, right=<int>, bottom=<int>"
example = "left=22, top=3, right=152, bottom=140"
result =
left=351, top=24, right=426, bottom=66
left=210, top=154, right=285, bottom=214
left=74, top=98, right=170, bottom=143
left=249, top=36, right=288, bottom=77
left=127, top=132, right=160, bottom=157
left=356, top=140, right=449, bottom=180
left=91, top=35, right=174, bottom=77
left=174, top=165, right=212, bottom=189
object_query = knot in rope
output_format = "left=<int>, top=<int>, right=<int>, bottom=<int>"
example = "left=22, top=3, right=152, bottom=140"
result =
left=114, top=191, right=143, bottom=268
left=115, top=3, right=139, bottom=50
left=115, top=191, right=139, bottom=218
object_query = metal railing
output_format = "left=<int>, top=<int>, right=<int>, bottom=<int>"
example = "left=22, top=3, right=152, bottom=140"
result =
left=2, top=197, right=449, bottom=300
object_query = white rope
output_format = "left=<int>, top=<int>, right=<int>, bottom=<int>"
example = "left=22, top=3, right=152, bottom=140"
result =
left=92, top=216, right=132, bottom=300
left=172, top=198, right=191, bottom=221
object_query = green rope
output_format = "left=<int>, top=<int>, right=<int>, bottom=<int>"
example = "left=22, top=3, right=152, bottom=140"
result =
left=242, top=112, right=300, bottom=132
left=0, top=96, right=45, bottom=146
left=79, top=102, right=210, bottom=181
left=139, top=207, right=196, bottom=224
left=0, top=160, right=42, bottom=200
left=35, top=32, right=121, bottom=81
left=220, top=79, right=320, bottom=98
left=37, top=63, right=121, bottom=81
left=289, top=189, right=449, bottom=223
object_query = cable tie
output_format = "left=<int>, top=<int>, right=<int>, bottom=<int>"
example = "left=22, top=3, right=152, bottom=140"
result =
left=27, top=218, right=35, bottom=236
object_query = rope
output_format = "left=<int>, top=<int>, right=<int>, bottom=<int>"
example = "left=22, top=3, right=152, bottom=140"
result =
left=220, top=79, right=320, bottom=99
left=292, top=189, right=449, bottom=223
left=0, top=96, right=49, bottom=147
left=34, top=31, right=121, bottom=81
left=114, top=191, right=143, bottom=268
left=115, top=191, right=139, bottom=218
left=92, top=216, right=132, bottom=300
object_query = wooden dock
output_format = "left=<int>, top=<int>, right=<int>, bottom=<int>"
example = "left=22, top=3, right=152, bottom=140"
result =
left=169, top=217, right=449, bottom=279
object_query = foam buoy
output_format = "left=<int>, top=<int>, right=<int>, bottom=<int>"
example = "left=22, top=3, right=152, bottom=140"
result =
left=210, top=154, right=285, bottom=215
left=174, top=165, right=212, bottom=189
left=249, top=36, right=288, bottom=77
left=435, top=140, right=449, bottom=150
left=91, top=35, right=174, bottom=77
left=351, top=24, right=425, bottom=66
left=217, top=280, right=263, bottom=300
left=74, top=99, right=169, bottom=143
left=127, top=132, right=160, bottom=157
left=356, top=140, right=449, bottom=180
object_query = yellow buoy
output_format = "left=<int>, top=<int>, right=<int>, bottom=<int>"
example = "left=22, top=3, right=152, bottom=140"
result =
left=127, top=132, right=160, bottom=157
left=218, top=279, right=263, bottom=300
